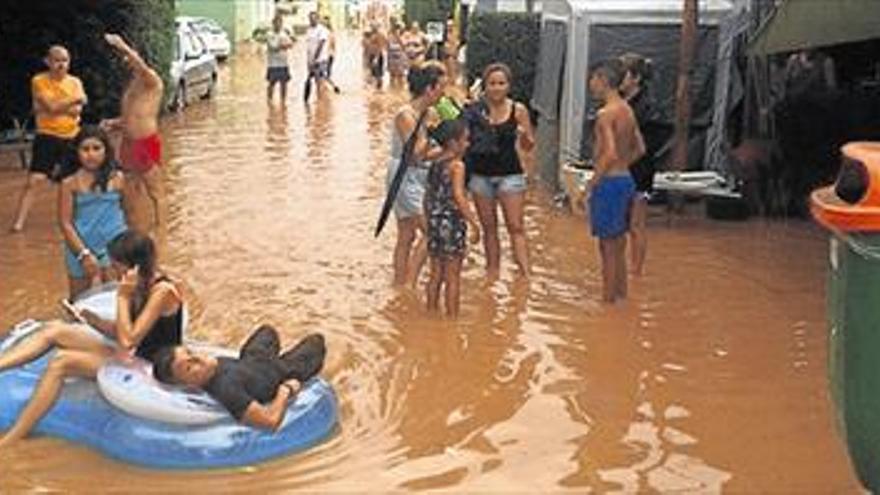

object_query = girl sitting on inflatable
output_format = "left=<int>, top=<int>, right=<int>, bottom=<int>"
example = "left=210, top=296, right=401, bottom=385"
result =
left=0, top=230, right=184, bottom=448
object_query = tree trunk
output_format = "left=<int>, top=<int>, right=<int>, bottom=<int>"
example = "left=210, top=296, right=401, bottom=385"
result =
left=671, top=0, right=698, bottom=171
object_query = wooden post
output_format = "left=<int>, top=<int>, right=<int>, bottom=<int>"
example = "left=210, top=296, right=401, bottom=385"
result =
left=671, top=0, right=699, bottom=171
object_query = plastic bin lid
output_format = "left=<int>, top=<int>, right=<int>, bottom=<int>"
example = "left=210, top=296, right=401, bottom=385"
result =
left=811, top=142, right=880, bottom=232
left=812, top=186, right=880, bottom=232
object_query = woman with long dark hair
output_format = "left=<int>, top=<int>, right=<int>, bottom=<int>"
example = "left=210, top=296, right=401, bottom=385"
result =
left=58, top=125, right=128, bottom=298
left=465, top=63, right=535, bottom=280
left=0, top=230, right=183, bottom=447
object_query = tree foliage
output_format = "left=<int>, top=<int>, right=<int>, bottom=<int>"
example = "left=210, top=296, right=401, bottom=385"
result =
left=0, top=0, right=174, bottom=127
left=404, top=0, right=451, bottom=26
left=465, top=12, right=541, bottom=105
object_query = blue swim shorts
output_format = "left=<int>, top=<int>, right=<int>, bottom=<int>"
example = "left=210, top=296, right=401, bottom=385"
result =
left=588, top=174, right=635, bottom=239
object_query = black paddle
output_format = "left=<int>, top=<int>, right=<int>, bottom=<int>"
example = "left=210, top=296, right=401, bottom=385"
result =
left=374, top=111, right=428, bottom=237
left=303, top=70, right=313, bottom=102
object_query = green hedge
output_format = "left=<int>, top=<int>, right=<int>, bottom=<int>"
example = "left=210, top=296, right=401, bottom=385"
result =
left=465, top=12, right=540, bottom=105
left=404, top=0, right=453, bottom=26
left=0, top=0, right=174, bottom=127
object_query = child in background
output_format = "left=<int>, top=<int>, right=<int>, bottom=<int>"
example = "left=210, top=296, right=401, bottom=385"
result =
left=585, top=59, right=645, bottom=303
left=424, top=118, right=480, bottom=317
left=58, top=126, right=128, bottom=299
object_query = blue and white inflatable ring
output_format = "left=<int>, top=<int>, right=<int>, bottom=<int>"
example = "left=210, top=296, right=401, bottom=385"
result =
left=0, top=284, right=339, bottom=469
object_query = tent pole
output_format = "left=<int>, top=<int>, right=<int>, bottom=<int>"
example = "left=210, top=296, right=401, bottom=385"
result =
left=671, top=0, right=699, bottom=171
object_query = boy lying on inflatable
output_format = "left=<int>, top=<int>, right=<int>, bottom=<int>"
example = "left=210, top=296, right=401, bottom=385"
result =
left=152, top=325, right=325, bottom=430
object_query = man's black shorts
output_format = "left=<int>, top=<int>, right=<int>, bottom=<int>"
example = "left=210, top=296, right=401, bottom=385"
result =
left=266, top=66, right=291, bottom=83
left=30, top=133, right=76, bottom=181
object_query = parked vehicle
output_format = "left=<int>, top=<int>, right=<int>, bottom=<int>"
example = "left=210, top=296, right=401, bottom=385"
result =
left=169, top=19, right=218, bottom=110
left=178, top=16, right=231, bottom=61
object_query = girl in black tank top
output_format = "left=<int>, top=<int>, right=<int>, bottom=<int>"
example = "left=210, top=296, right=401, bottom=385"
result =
left=466, top=101, right=523, bottom=177
left=464, top=63, right=535, bottom=279
left=133, top=275, right=184, bottom=361
left=0, top=231, right=184, bottom=447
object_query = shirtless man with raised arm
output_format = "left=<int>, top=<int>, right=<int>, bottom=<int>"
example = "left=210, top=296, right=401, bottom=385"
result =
left=584, top=59, right=645, bottom=303
left=100, top=33, right=164, bottom=234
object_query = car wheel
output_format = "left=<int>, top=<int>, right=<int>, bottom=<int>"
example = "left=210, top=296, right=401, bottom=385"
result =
left=201, top=73, right=217, bottom=100
left=171, top=82, right=187, bottom=111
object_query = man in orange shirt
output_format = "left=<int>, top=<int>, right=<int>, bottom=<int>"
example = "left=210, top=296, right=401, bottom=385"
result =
left=11, top=45, right=87, bottom=232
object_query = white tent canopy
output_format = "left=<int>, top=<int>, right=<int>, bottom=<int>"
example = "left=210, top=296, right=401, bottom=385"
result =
left=533, top=0, right=736, bottom=186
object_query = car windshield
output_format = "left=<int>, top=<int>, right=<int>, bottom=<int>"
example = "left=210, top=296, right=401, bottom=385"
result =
left=194, top=20, right=224, bottom=34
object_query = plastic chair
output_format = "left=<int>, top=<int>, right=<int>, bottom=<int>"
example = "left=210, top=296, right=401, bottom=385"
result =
left=0, top=115, right=34, bottom=169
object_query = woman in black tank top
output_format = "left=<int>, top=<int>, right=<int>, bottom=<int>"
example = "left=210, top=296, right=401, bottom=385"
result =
left=619, top=53, right=663, bottom=277
left=0, top=230, right=184, bottom=447
left=464, top=63, right=535, bottom=279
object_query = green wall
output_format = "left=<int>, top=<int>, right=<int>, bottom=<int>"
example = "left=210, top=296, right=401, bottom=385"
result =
left=176, top=0, right=275, bottom=45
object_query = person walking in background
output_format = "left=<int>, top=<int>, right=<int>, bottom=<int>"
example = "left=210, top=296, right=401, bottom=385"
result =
left=424, top=118, right=480, bottom=318
left=584, top=59, right=645, bottom=303
left=305, top=11, right=331, bottom=101
left=463, top=63, right=535, bottom=280
left=58, top=126, right=128, bottom=299
left=323, top=16, right=337, bottom=81
left=386, top=62, right=447, bottom=287
left=387, top=22, right=407, bottom=85
left=11, top=45, right=86, bottom=233
left=442, top=18, right=461, bottom=85
left=264, top=15, right=294, bottom=104
left=619, top=53, right=662, bottom=276
left=99, top=33, right=164, bottom=236
left=365, top=22, right=387, bottom=89
left=317, top=15, right=341, bottom=95
left=324, top=16, right=342, bottom=94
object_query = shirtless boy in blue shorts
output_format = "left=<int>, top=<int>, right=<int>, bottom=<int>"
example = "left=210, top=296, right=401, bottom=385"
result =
left=585, top=59, right=645, bottom=303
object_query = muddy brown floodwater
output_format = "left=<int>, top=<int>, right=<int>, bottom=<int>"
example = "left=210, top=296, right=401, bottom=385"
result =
left=0, top=36, right=862, bottom=492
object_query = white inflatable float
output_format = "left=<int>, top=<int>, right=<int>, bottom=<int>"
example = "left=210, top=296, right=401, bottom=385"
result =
left=0, top=284, right=338, bottom=469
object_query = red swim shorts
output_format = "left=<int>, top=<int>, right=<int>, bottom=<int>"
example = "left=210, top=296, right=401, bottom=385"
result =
left=120, top=134, right=162, bottom=173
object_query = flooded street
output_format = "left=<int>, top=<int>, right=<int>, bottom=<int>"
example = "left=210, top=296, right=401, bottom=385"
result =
left=0, top=36, right=862, bottom=492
